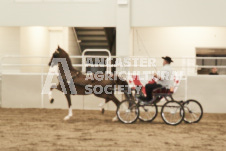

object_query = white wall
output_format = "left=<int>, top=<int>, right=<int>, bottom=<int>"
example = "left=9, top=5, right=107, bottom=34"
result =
left=132, top=0, right=226, bottom=26
left=2, top=0, right=226, bottom=27
left=134, top=27, right=226, bottom=57
left=2, top=74, right=226, bottom=113
left=1, top=74, right=120, bottom=111
left=0, top=26, right=80, bottom=73
left=2, top=0, right=226, bottom=57
left=20, top=27, right=49, bottom=56
left=0, top=0, right=116, bottom=27
left=0, top=27, right=20, bottom=72
left=20, top=27, right=50, bottom=72
left=133, top=27, right=226, bottom=74
left=0, top=27, right=20, bottom=56
left=2, top=26, right=226, bottom=73
left=116, top=0, right=133, bottom=56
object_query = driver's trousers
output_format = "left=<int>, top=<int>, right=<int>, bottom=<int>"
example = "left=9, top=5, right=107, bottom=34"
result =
left=145, top=83, right=162, bottom=100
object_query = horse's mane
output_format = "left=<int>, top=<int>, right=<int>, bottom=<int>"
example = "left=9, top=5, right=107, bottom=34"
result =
left=58, top=47, right=78, bottom=73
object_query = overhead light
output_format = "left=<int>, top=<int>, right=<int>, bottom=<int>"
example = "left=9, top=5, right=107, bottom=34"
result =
left=71, top=0, right=100, bottom=2
left=15, top=0, right=42, bottom=2
left=44, top=0, right=71, bottom=2
left=44, top=0, right=100, bottom=2
left=118, top=0, right=128, bottom=5
left=15, top=0, right=101, bottom=3
left=48, top=27, right=63, bottom=31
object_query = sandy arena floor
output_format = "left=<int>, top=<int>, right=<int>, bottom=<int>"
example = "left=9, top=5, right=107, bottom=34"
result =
left=0, top=108, right=225, bottom=151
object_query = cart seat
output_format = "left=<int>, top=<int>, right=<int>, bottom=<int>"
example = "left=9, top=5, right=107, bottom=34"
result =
left=152, top=87, right=174, bottom=97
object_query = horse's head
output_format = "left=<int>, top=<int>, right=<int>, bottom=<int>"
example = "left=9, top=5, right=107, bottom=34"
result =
left=48, top=46, right=68, bottom=67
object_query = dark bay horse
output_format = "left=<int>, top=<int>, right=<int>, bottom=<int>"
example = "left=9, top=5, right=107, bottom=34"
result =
left=48, top=46, right=129, bottom=121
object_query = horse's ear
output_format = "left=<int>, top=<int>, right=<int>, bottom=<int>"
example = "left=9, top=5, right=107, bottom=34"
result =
left=57, top=45, right=61, bottom=51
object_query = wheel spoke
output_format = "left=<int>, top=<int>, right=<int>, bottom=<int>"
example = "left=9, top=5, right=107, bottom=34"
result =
left=139, top=105, right=157, bottom=122
left=183, top=100, right=203, bottom=123
left=161, top=101, right=183, bottom=125
left=191, top=112, right=198, bottom=120
left=189, top=112, right=195, bottom=121
left=117, top=100, right=139, bottom=124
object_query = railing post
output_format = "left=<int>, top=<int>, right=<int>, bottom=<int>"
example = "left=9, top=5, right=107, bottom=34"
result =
left=185, top=57, right=188, bottom=101
left=41, top=58, right=44, bottom=108
left=82, top=49, right=111, bottom=74
left=0, top=56, right=2, bottom=108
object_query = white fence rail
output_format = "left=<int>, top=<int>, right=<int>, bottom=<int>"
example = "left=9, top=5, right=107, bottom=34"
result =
left=1, top=53, right=226, bottom=109
left=1, top=55, right=226, bottom=70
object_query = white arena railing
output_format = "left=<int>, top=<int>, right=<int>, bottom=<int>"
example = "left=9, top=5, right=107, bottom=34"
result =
left=0, top=53, right=226, bottom=109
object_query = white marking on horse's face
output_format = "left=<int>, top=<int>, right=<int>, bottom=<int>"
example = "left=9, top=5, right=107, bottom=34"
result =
left=49, top=66, right=59, bottom=75
left=55, top=49, right=60, bottom=54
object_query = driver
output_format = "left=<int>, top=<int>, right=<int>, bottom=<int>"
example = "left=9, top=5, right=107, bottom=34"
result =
left=139, top=56, right=174, bottom=103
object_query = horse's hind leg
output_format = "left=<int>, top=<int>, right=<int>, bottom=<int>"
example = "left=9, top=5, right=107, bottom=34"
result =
left=109, top=95, right=120, bottom=107
left=97, top=94, right=120, bottom=121
left=64, top=94, right=73, bottom=121
left=110, top=95, right=120, bottom=122
left=98, top=99, right=110, bottom=114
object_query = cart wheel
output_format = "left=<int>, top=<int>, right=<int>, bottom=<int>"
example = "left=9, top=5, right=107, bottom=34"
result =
left=117, top=100, right=139, bottom=124
left=139, top=104, right=158, bottom=122
left=183, top=99, right=203, bottom=123
left=161, top=101, right=184, bottom=125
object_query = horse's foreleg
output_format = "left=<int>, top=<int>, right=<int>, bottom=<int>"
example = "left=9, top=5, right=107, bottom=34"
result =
left=64, top=94, right=73, bottom=120
left=49, top=84, right=57, bottom=103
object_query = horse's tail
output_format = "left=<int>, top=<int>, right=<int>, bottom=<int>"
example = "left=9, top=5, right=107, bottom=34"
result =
left=115, top=76, right=130, bottom=100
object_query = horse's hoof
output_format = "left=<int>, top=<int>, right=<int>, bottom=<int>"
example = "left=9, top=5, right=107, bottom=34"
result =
left=101, top=108, right=105, bottom=114
left=64, top=116, right=70, bottom=121
left=112, top=116, right=118, bottom=122
left=50, top=98, right=54, bottom=104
